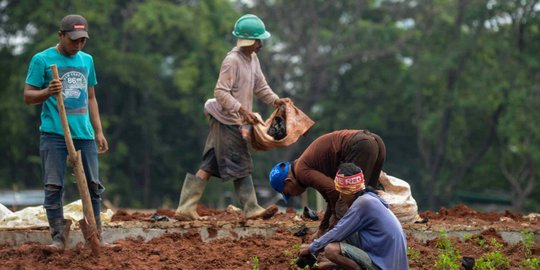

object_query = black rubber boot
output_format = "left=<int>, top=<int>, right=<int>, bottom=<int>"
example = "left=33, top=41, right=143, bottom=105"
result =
left=46, top=218, right=72, bottom=251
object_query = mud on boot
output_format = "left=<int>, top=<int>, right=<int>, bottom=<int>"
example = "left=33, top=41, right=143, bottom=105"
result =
left=234, top=176, right=278, bottom=220
left=175, top=173, right=207, bottom=220
left=246, top=204, right=279, bottom=220
left=45, top=218, right=72, bottom=253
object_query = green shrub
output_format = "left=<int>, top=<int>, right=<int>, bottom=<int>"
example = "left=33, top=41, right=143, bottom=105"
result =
left=521, top=257, right=540, bottom=270
left=474, top=251, right=510, bottom=270
left=408, top=246, right=421, bottom=263
left=435, top=231, right=461, bottom=270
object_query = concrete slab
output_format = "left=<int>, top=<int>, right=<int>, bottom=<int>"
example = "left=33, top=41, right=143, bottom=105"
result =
left=0, top=221, right=537, bottom=248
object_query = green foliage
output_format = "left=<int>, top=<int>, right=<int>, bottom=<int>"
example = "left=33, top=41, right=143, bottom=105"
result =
left=489, top=239, right=504, bottom=249
left=521, top=257, right=540, bottom=270
left=435, top=232, right=461, bottom=270
left=475, top=238, right=487, bottom=249
left=407, top=246, right=421, bottom=264
left=520, top=230, right=536, bottom=259
left=0, top=0, right=539, bottom=212
left=473, top=251, right=510, bottom=270
left=251, top=255, right=259, bottom=270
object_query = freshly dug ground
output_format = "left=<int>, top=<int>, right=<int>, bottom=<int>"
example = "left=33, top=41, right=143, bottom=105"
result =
left=0, top=204, right=538, bottom=270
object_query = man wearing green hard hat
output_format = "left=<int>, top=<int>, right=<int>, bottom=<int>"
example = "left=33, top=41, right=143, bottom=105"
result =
left=175, top=14, right=291, bottom=220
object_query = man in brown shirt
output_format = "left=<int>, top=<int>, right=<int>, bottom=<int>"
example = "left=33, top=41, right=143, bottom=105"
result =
left=176, top=14, right=290, bottom=220
left=269, top=130, right=386, bottom=234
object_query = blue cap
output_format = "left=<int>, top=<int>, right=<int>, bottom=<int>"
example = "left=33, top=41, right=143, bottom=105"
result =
left=269, top=162, right=290, bottom=203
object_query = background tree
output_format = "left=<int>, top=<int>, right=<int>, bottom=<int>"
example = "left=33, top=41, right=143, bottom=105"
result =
left=0, top=0, right=538, bottom=211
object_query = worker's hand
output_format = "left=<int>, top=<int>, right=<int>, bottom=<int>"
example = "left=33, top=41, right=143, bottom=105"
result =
left=95, top=133, right=109, bottom=154
left=298, top=246, right=311, bottom=257
left=238, top=106, right=261, bottom=125
left=273, top=97, right=291, bottom=108
left=309, top=228, right=323, bottom=242
left=47, top=78, right=63, bottom=97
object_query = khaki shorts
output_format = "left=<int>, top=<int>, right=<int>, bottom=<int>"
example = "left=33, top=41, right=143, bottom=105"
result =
left=339, top=242, right=380, bottom=270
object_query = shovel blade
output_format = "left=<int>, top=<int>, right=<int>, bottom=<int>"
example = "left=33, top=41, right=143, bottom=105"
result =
left=79, top=218, right=97, bottom=240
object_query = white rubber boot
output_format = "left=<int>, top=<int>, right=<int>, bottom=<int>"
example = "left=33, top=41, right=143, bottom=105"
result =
left=175, top=173, right=207, bottom=220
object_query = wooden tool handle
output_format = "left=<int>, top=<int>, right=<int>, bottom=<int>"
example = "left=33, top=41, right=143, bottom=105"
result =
left=50, top=64, right=101, bottom=255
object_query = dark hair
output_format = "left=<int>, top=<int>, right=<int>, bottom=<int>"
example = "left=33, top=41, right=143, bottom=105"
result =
left=337, top=162, right=362, bottom=176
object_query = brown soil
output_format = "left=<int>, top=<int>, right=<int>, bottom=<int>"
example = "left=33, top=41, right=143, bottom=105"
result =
left=0, top=204, right=538, bottom=270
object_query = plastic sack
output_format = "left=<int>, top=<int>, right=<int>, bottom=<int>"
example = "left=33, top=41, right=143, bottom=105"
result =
left=0, top=203, right=13, bottom=220
left=0, top=200, right=114, bottom=229
left=378, top=172, right=422, bottom=224
left=250, top=100, right=315, bottom=151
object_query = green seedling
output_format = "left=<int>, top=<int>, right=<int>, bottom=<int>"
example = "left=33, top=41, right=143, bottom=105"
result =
left=435, top=230, right=461, bottom=270
left=474, top=237, right=487, bottom=249
left=251, top=255, right=259, bottom=270
left=521, top=257, right=540, bottom=270
left=407, top=246, right=421, bottom=263
left=489, top=238, right=503, bottom=249
left=521, top=230, right=535, bottom=258
left=474, top=250, right=510, bottom=270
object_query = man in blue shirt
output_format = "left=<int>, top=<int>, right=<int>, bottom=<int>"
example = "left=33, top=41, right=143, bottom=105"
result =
left=298, top=163, right=408, bottom=270
left=24, top=14, right=108, bottom=251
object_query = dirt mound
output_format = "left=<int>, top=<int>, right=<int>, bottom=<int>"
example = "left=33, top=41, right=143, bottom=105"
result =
left=0, top=204, right=538, bottom=269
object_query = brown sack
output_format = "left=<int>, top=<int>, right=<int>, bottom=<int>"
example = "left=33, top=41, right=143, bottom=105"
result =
left=250, top=100, right=315, bottom=151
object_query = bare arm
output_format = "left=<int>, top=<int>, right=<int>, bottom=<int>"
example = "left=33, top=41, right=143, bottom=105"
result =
left=24, top=80, right=62, bottom=105
left=88, top=86, right=108, bottom=154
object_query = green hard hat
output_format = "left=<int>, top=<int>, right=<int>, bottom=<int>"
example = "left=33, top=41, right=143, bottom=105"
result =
left=232, top=14, right=271, bottom=40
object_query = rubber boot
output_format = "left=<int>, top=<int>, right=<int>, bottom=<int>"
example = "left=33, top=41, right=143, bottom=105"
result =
left=234, top=175, right=277, bottom=219
left=46, top=218, right=72, bottom=251
left=175, top=173, right=207, bottom=220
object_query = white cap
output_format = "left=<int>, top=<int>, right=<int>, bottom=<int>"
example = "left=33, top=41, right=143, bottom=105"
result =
left=237, top=39, right=256, bottom=47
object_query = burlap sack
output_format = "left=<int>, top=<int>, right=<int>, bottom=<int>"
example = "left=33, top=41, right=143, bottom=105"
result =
left=378, top=172, right=423, bottom=224
left=250, top=100, right=315, bottom=151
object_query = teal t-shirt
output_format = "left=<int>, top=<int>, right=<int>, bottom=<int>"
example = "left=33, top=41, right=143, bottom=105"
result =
left=25, top=47, right=97, bottom=140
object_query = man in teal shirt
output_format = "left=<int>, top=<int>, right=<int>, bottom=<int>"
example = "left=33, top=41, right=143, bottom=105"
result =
left=24, top=14, right=108, bottom=251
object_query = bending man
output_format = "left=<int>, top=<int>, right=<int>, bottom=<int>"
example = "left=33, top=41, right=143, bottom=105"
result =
left=269, top=129, right=385, bottom=234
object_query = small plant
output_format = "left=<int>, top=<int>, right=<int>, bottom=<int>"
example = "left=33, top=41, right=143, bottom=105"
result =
left=474, top=251, right=510, bottom=270
left=251, top=255, right=259, bottom=270
left=283, top=243, right=311, bottom=270
left=435, top=230, right=461, bottom=270
left=521, top=230, right=535, bottom=258
left=490, top=238, right=503, bottom=249
left=463, top=233, right=472, bottom=240
left=435, top=253, right=460, bottom=270
left=408, top=246, right=421, bottom=263
left=521, top=257, right=540, bottom=270
left=474, top=237, right=487, bottom=249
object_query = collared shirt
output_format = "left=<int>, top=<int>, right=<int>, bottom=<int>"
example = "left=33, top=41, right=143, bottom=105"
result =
left=309, top=192, right=409, bottom=270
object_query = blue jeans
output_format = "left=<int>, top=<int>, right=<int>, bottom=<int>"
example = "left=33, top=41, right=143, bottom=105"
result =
left=40, top=132, right=105, bottom=221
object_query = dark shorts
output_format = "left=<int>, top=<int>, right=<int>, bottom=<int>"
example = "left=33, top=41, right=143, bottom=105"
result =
left=344, top=130, right=386, bottom=189
left=199, top=117, right=252, bottom=181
